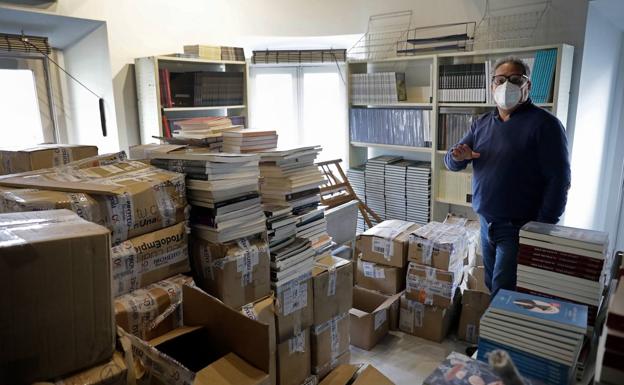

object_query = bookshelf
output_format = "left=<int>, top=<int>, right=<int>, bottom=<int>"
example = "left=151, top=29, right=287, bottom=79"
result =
left=135, top=55, right=248, bottom=143
left=347, top=44, right=574, bottom=223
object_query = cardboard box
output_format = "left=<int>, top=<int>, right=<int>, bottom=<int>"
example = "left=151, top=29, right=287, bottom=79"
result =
left=389, top=295, right=400, bottom=331
left=407, top=221, right=468, bottom=271
left=352, top=365, right=395, bottom=385
left=458, top=266, right=490, bottom=343
left=405, top=262, right=461, bottom=308
left=111, top=221, right=190, bottom=297
left=191, top=234, right=271, bottom=309
left=114, top=274, right=193, bottom=340
left=0, top=210, right=114, bottom=383
left=443, top=214, right=482, bottom=267
left=129, top=144, right=188, bottom=160
left=240, top=295, right=277, bottom=385
left=129, top=285, right=271, bottom=385
left=273, top=272, right=314, bottom=343
left=0, top=163, right=188, bottom=245
left=318, top=364, right=359, bottom=385
left=355, top=259, right=405, bottom=295
left=0, top=144, right=98, bottom=175
left=349, top=286, right=401, bottom=350
left=277, top=329, right=311, bottom=385
left=398, top=294, right=453, bottom=343
left=311, top=313, right=350, bottom=370
left=356, top=220, right=419, bottom=268
left=312, top=255, right=353, bottom=326
left=46, top=352, right=128, bottom=385
left=312, top=350, right=351, bottom=381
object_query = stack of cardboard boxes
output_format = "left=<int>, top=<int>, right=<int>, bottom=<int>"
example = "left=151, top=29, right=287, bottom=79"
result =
left=353, top=220, right=418, bottom=349
left=0, top=144, right=98, bottom=175
left=400, top=222, right=468, bottom=342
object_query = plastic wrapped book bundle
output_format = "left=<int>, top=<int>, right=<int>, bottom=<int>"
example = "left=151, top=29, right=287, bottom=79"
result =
left=349, top=108, right=432, bottom=147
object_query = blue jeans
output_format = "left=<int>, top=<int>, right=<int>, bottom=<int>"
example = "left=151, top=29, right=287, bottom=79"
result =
left=479, top=216, right=524, bottom=297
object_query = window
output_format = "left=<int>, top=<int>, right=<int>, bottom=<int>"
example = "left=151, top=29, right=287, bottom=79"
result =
left=250, top=65, right=348, bottom=164
left=0, top=54, right=56, bottom=147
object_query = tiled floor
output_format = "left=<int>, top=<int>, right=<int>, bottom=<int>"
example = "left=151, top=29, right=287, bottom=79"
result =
left=350, top=331, right=469, bottom=385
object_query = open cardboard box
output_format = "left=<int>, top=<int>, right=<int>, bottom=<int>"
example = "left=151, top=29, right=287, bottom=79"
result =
left=318, top=364, right=395, bottom=385
left=129, top=285, right=270, bottom=385
left=240, top=295, right=277, bottom=385
left=356, top=220, right=420, bottom=268
left=349, top=286, right=401, bottom=350
left=458, top=266, right=490, bottom=343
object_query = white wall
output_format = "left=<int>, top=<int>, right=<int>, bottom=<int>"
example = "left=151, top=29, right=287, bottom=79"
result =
left=62, top=23, right=120, bottom=153
left=565, top=3, right=624, bottom=236
left=0, top=0, right=589, bottom=151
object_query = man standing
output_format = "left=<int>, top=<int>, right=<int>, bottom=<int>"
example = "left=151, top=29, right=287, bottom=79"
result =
left=444, top=56, right=571, bottom=296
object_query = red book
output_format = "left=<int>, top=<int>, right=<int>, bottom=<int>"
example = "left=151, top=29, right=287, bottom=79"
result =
left=518, top=244, right=604, bottom=268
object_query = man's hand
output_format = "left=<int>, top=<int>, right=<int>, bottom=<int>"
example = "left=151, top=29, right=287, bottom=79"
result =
left=451, top=144, right=481, bottom=161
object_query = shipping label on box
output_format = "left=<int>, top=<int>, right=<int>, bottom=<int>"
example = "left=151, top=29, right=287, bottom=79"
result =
left=274, top=272, right=314, bottom=343
left=405, top=262, right=461, bottom=308
left=407, top=221, right=469, bottom=271
left=191, top=235, right=271, bottom=309
left=311, top=312, right=350, bottom=369
left=115, top=274, right=193, bottom=340
left=111, top=221, right=190, bottom=297
left=356, top=220, right=420, bottom=268
left=398, top=294, right=453, bottom=343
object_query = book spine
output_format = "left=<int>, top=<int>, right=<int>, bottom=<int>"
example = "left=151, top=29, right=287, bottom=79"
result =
left=518, top=244, right=603, bottom=267
left=517, top=256, right=602, bottom=281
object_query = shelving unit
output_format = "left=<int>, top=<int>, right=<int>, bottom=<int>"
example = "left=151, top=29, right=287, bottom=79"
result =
left=347, top=43, right=574, bottom=223
left=135, top=55, right=249, bottom=143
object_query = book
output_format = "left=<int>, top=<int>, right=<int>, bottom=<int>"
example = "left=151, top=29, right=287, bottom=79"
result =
left=423, top=352, right=502, bottom=385
left=192, top=216, right=266, bottom=243
left=520, top=221, right=608, bottom=254
left=488, top=289, right=588, bottom=334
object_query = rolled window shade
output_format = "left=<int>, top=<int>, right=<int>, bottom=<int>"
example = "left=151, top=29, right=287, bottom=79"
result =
left=252, top=49, right=346, bottom=64
left=0, top=33, right=51, bottom=55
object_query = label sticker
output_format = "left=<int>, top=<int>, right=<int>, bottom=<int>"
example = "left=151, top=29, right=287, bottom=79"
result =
left=363, top=262, right=375, bottom=278
left=241, top=304, right=258, bottom=321
left=374, top=267, right=385, bottom=279
left=327, top=267, right=337, bottom=297
left=281, top=281, right=308, bottom=316
left=288, top=332, right=306, bottom=354
left=372, top=236, right=394, bottom=260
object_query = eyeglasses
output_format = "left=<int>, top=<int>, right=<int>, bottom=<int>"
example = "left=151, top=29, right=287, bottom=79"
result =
left=491, top=74, right=529, bottom=86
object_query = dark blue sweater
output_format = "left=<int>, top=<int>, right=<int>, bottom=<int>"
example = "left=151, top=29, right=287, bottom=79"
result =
left=444, top=100, right=571, bottom=224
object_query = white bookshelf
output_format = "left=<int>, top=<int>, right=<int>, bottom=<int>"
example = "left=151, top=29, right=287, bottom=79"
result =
left=135, top=55, right=249, bottom=143
left=347, top=44, right=574, bottom=222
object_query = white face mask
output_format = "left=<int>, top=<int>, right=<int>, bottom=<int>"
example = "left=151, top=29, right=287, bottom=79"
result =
left=494, top=81, right=525, bottom=110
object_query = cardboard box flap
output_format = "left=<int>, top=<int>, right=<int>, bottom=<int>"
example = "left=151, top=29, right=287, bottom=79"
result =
left=352, top=366, right=395, bottom=385
left=312, top=255, right=351, bottom=277
left=318, top=364, right=361, bottom=385
left=374, top=292, right=402, bottom=313
left=408, top=264, right=455, bottom=284
left=353, top=286, right=389, bottom=313
left=129, top=144, right=188, bottom=160
left=361, top=220, right=415, bottom=241
left=0, top=175, right=120, bottom=195
left=464, top=266, right=489, bottom=293
left=182, top=285, right=270, bottom=373
left=195, top=352, right=269, bottom=385
left=348, top=308, right=369, bottom=319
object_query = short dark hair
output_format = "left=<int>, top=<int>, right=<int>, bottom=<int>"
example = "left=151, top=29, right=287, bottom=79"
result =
left=493, top=56, right=531, bottom=77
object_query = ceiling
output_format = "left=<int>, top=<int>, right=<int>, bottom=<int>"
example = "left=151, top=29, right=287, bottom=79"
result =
left=0, top=6, right=103, bottom=49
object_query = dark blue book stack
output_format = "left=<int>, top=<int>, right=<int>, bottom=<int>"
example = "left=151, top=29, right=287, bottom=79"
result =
left=477, top=289, right=588, bottom=385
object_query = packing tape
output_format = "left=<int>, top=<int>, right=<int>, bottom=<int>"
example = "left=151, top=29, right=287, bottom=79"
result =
left=235, top=238, right=260, bottom=287
left=412, top=222, right=469, bottom=268
left=106, top=192, right=133, bottom=245
left=125, top=330, right=195, bottom=385
left=466, top=324, right=476, bottom=343
left=52, top=147, right=74, bottom=167
left=421, top=239, right=434, bottom=266
left=153, top=180, right=181, bottom=228
left=198, top=243, right=216, bottom=280
left=327, top=266, right=337, bottom=297
left=288, top=331, right=306, bottom=354
left=362, top=262, right=375, bottom=278
left=278, top=273, right=310, bottom=316
left=68, top=192, right=95, bottom=222
left=407, top=275, right=453, bottom=299
left=330, top=317, right=339, bottom=360
left=0, top=229, right=26, bottom=247
left=241, top=303, right=258, bottom=321
left=425, top=266, right=436, bottom=281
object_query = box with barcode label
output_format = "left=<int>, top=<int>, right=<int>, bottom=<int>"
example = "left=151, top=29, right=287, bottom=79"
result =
left=407, top=221, right=469, bottom=271
left=190, top=233, right=270, bottom=309
left=312, top=255, right=353, bottom=326
left=349, top=286, right=401, bottom=350
left=0, top=144, right=98, bottom=175
left=458, top=266, right=490, bottom=344
left=356, top=220, right=420, bottom=268
left=277, top=329, right=311, bottom=385
left=273, top=271, right=314, bottom=343
left=398, top=294, right=454, bottom=343
left=311, top=313, right=350, bottom=372
left=405, top=262, right=462, bottom=308
left=356, top=259, right=405, bottom=295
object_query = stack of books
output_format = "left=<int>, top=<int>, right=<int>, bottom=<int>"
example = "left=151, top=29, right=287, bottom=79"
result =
left=517, top=221, right=609, bottom=329
left=264, top=204, right=297, bottom=248
left=438, top=63, right=487, bottom=103
left=183, top=45, right=221, bottom=60
left=478, top=289, right=587, bottom=385
left=220, top=46, right=245, bottom=61
left=347, top=165, right=366, bottom=233
left=168, top=71, right=244, bottom=107
left=270, top=236, right=316, bottom=283
left=222, top=129, right=278, bottom=153
left=406, top=162, right=431, bottom=225
left=529, top=49, right=557, bottom=103
left=596, top=277, right=624, bottom=385
left=170, top=116, right=244, bottom=140
left=259, top=146, right=329, bottom=253
left=384, top=160, right=413, bottom=220
left=152, top=152, right=265, bottom=243
left=437, top=108, right=482, bottom=151
left=349, top=72, right=407, bottom=105
left=349, top=108, right=432, bottom=148
left=364, top=155, right=402, bottom=222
